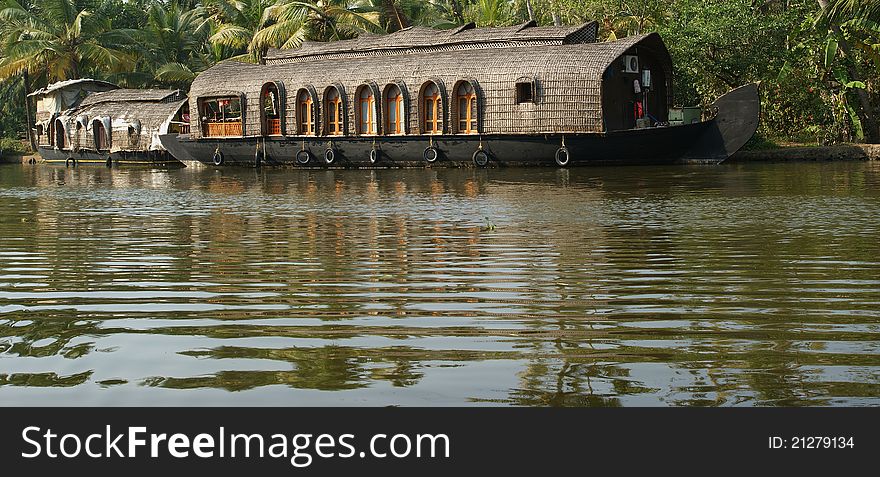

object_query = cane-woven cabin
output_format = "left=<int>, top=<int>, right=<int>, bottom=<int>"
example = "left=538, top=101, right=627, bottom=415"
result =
left=186, top=21, right=674, bottom=141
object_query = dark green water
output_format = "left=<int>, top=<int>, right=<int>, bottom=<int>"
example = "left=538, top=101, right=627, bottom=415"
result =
left=1, top=161, right=879, bottom=406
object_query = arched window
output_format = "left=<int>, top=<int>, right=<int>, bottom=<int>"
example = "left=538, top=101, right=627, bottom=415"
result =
left=126, top=120, right=141, bottom=147
left=261, top=82, right=282, bottom=136
left=92, top=118, right=110, bottom=151
left=356, top=85, right=378, bottom=135
left=420, top=82, right=442, bottom=134
left=454, top=81, right=478, bottom=134
left=296, top=88, right=316, bottom=135
left=54, top=118, right=66, bottom=148
left=384, top=84, right=405, bottom=135
left=324, top=86, right=343, bottom=136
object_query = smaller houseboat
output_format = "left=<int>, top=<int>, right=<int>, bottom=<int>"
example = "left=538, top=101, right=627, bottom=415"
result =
left=160, top=21, right=760, bottom=168
left=30, top=79, right=189, bottom=167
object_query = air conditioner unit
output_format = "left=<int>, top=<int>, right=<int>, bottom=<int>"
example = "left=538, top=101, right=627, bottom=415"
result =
left=623, top=55, right=639, bottom=73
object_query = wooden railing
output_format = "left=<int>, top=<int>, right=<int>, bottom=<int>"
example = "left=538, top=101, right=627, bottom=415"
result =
left=267, top=118, right=281, bottom=136
left=204, top=121, right=242, bottom=137
left=167, top=121, right=190, bottom=135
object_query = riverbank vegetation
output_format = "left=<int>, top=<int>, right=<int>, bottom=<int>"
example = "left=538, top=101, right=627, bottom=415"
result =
left=2, top=0, right=880, bottom=149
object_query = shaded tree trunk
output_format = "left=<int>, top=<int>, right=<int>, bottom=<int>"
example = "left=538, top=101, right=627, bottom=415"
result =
left=384, top=0, right=410, bottom=32
left=23, top=70, right=36, bottom=152
left=525, top=0, right=535, bottom=21
left=818, top=0, right=879, bottom=142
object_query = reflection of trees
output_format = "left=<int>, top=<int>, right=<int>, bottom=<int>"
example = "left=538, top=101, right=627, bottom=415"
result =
left=0, top=371, right=92, bottom=387
left=149, top=345, right=518, bottom=392
left=2, top=163, right=880, bottom=405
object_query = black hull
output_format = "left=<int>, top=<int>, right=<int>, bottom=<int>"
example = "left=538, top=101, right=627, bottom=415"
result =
left=160, top=84, right=761, bottom=169
left=38, top=147, right=183, bottom=167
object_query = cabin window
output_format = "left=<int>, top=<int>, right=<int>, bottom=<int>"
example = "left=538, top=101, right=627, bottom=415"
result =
left=127, top=121, right=140, bottom=147
left=54, top=118, right=66, bottom=148
left=93, top=119, right=110, bottom=150
left=325, top=87, right=343, bottom=136
left=384, top=84, right=405, bottom=135
left=356, top=85, right=378, bottom=135
left=515, top=79, right=535, bottom=104
left=200, top=96, right=243, bottom=137
left=169, top=105, right=190, bottom=135
left=455, top=82, right=478, bottom=134
left=261, top=82, right=282, bottom=136
left=421, top=82, right=442, bottom=134
left=297, top=89, right=315, bottom=135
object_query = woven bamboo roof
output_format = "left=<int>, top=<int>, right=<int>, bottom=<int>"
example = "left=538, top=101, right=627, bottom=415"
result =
left=71, top=98, right=187, bottom=127
left=266, top=21, right=599, bottom=63
left=79, top=89, right=185, bottom=107
left=28, top=78, right=117, bottom=97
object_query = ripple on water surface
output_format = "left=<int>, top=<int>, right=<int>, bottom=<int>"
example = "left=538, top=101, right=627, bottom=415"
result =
left=1, top=162, right=879, bottom=405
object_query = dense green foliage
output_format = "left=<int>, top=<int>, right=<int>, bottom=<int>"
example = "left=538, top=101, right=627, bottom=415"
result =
left=3, top=0, right=880, bottom=147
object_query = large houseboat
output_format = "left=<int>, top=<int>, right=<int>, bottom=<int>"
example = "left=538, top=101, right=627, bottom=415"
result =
left=31, top=79, right=189, bottom=167
left=160, top=21, right=760, bottom=168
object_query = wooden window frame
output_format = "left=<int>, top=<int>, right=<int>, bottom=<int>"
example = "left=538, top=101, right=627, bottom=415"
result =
left=357, top=86, right=377, bottom=136
left=260, top=83, right=282, bottom=136
left=297, top=90, right=315, bottom=136
left=422, top=83, right=442, bottom=135
left=385, top=86, right=404, bottom=135
left=325, top=87, right=343, bottom=136
left=455, top=82, right=478, bottom=134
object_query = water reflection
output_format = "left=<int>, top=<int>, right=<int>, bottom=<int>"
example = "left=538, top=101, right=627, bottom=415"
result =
left=1, top=161, right=879, bottom=405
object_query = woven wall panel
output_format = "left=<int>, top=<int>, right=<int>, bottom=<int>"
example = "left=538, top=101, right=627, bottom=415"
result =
left=190, top=34, right=668, bottom=138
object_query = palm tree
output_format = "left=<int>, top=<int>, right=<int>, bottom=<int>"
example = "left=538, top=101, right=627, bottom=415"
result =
left=136, top=1, right=213, bottom=88
left=0, top=0, right=137, bottom=82
left=211, top=0, right=383, bottom=64
left=265, top=0, right=383, bottom=45
left=203, top=0, right=270, bottom=62
left=822, top=0, right=880, bottom=20
left=466, top=0, right=516, bottom=26
left=0, top=0, right=136, bottom=148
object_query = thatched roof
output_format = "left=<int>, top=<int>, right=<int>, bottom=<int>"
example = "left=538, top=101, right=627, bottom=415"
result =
left=266, top=21, right=599, bottom=63
left=79, top=89, right=185, bottom=107
left=28, top=78, right=117, bottom=97
left=190, top=31, right=670, bottom=137
left=71, top=98, right=187, bottom=127
left=53, top=98, right=188, bottom=152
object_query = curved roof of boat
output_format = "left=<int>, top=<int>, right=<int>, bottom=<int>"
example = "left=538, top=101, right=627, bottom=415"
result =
left=28, top=78, right=118, bottom=97
left=266, top=21, right=599, bottom=63
left=70, top=98, right=187, bottom=125
left=78, top=88, right=186, bottom=107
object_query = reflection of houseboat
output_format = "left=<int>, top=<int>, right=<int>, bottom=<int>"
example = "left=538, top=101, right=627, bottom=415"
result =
left=30, top=79, right=189, bottom=167
left=160, top=21, right=760, bottom=168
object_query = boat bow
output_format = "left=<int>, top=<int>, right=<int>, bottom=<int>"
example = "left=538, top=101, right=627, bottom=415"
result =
left=680, top=83, right=761, bottom=163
